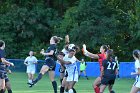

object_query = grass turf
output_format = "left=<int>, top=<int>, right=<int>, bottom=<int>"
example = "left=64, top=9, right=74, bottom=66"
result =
left=7, top=72, right=134, bottom=93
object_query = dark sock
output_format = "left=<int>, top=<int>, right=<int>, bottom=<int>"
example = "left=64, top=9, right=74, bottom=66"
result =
left=60, top=79, right=63, bottom=84
left=0, top=89, right=4, bottom=93
left=110, top=90, right=115, bottom=93
left=85, top=76, right=89, bottom=80
left=60, top=86, right=64, bottom=93
left=79, top=75, right=80, bottom=78
left=72, top=88, right=77, bottom=93
left=8, top=89, right=12, bottom=93
left=52, top=81, right=57, bottom=93
left=33, top=73, right=43, bottom=84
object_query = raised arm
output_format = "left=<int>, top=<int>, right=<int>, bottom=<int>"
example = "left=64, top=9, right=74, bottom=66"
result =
left=82, top=44, right=99, bottom=59
left=57, top=55, right=72, bottom=65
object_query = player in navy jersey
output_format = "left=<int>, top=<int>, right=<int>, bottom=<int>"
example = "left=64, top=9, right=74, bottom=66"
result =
left=100, top=49, right=118, bottom=93
left=4, top=65, right=12, bottom=93
left=0, top=40, right=14, bottom=93
left=29, top=36, right=62, bottom=93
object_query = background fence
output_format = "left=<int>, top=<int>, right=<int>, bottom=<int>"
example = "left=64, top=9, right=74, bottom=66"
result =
left=7, top=59, right=135, bottom=78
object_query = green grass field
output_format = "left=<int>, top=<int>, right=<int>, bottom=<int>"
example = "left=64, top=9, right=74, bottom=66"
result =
left=8, top=72, right=134, bottom=93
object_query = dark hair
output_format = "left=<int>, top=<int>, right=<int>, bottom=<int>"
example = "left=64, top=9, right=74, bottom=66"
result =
left=133, top=49, right=140, bottom=59
left=106, top=49, right=114, bottom=61
left=69, top=45, right=80, bottom=53
left=102, top=45, right=108, bottom=52
left=52, top=36, right=63, bottom=44
left=58, top=52, right=65, bottom=56
left=0, top=40, right=5, bottom=47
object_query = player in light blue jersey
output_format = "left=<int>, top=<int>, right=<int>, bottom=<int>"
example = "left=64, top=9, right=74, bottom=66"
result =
left=130, top=50, right=140, bottom=93
left=24, top=51, right=38, bottom=87
left=57, top=44, right=79, bottom=93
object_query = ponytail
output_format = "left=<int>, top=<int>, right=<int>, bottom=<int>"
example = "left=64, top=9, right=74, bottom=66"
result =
left=52, top=36, right=63, bottom=44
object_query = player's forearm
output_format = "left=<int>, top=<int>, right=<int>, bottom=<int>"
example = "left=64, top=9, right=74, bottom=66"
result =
left=86, top=52, right=99, bottom=59
left=41, top=52, right=51, bottom=56
left=2, top=59, right=13, bottom=66
left=57, top=56, right=71, bottom=65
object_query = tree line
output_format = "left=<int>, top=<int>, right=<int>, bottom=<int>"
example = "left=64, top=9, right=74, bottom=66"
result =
left=0, top=0, right=140, bottom=61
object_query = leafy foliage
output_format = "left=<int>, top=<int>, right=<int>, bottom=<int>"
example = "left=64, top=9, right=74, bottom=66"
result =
left=0, top=0, right=139, bottom=61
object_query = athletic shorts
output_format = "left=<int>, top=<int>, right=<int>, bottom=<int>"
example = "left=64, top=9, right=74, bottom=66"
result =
left=64, top=70, right=68, bottom=77
left=44, top=58, right=56, bottom=71
left=133, top=79, right=140, bottom=88
left=66, top=70, right=78, bottom=82
left=27, top=68, right=36, bottom=74
left=101, top=77, right=115, bottom=85
left=0, top=72, right=6, bottom=79
left=5, top=74, right=9, bottom=82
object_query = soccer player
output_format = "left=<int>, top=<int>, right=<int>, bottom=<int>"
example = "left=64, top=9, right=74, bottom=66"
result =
left=0, top=40, right=14, bottom=93
left=24, top=51, right=38, bottom=87
left=57, top=44, right=79, bottom=93
left=130, top=49, right=140, bottom=93
left=100, top=49, right=117, bottom=93
left=30, top=36, right=62, bottom=93
left=82, top=44, right=108, bottom=93
left=57, top=52, right=65, bottom=86
left=4, top=65, right=13, bottom=93
left=115, top=56, right=120, bottom=79
left=79, top=58, right=89, bottom=80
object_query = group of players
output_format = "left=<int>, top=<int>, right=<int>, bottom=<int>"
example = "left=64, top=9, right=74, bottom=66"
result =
left=0, top=34, right=140, bottom=93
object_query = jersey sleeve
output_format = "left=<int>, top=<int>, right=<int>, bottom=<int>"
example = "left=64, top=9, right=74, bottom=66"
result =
left=34, top=57, right=38, bottom=62
left=0, top=50, right=5, bottom=59
left=50, top=45, right=56, bottom=51
left=70, top=58, right=76, bottom=64
left=98, top=54, right=102, bottom=58
left=24, top=57, right=28, bottom=62
left=135, top=60, right=140, bottom=69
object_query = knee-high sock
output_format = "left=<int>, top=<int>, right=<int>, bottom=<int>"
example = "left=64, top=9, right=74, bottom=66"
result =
left=52, top=81, right=57, bottom=93
left=8, top=89, right=12, bottom=93
left=60, top=86, right=64, bottom=93
left=94, top=86, right=100, bottom=93
left=33, top=73, right=43, bottom=84
left=72, top=88, right=77, bottom=93
left=0, top=89, right=4, bottom=93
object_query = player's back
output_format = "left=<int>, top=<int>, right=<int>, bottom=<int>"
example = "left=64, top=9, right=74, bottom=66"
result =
left=103, top=59, right=117, bottom=79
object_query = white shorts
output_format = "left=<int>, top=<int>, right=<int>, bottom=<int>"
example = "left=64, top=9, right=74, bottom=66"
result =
left=26, top=68, right=35, bottom=74
left=133, top=79, right=140, bottom=88
left=66, top=71, right=78, bottom=82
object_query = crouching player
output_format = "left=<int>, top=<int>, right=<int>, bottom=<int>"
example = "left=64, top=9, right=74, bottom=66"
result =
left=57, top=44, right=79, bottom=93
left=100, top=49, right=117, bottom=93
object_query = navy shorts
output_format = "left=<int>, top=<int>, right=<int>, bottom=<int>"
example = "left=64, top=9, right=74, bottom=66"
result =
left=101, top=77, right=115, bottom=85
left=5, top=74, right=9, bottom=82
left=0, top=72, right=7, bottom=79
left=44, top=58, right=56, bottom=71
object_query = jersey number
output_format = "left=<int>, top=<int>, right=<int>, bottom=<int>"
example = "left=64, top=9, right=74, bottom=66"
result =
left=107, top=62, right=116, bottom=70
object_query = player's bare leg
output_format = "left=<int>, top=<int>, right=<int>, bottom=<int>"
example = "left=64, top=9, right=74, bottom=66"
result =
left=130, top=86, right=140, bottom=93
left=100, top=84, right=106, bottom=93
left=93, top=77, right=101, bottom=93
left=49, top=71, right=57, bottom=93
